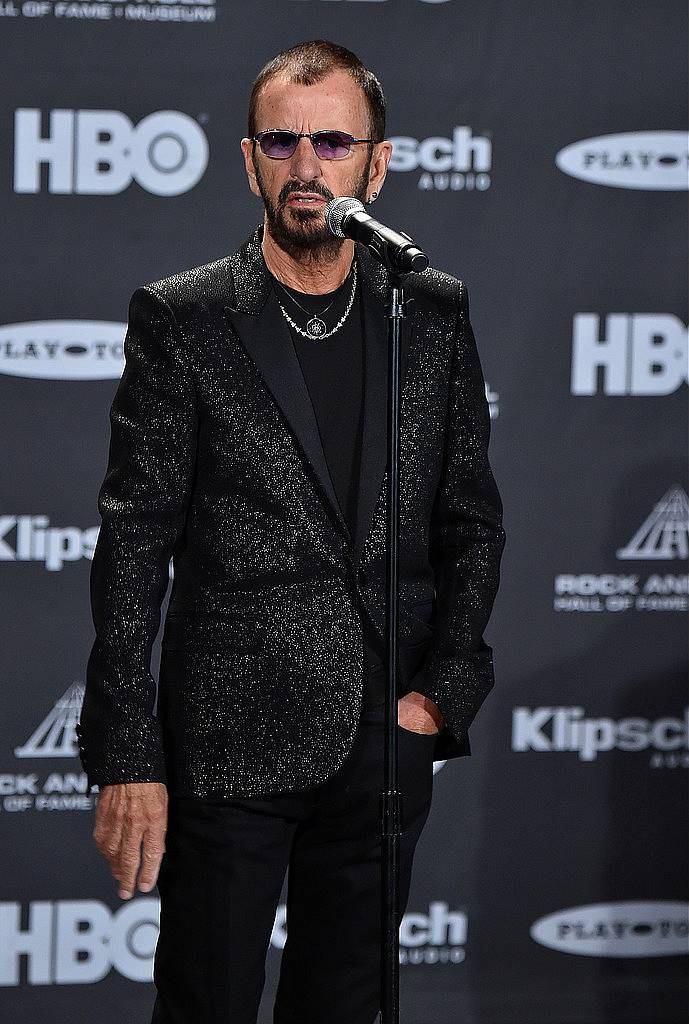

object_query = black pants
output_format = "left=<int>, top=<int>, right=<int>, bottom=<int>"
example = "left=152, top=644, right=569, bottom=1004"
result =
left=150, top=701, right=436, bottom=1024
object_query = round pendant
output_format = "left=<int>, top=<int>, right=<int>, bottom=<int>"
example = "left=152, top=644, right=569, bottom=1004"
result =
left=306, top=316, right=327, bottom=339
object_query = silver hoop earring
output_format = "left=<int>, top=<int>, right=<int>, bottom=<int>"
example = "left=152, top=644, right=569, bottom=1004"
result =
left=367, top=191, right=378, bottom=203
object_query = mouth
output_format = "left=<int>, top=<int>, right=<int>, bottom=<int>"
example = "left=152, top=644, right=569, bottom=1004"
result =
left=286, top=193, right=327, bottom=206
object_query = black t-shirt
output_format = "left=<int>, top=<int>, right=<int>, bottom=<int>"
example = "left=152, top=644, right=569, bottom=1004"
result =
left=269, top=267, right=386, bottom=708
left=275, top=266, right=362, bottom=541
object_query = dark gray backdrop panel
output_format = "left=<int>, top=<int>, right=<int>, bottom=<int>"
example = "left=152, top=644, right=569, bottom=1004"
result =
left=1, top=3, right=686, bottom=1022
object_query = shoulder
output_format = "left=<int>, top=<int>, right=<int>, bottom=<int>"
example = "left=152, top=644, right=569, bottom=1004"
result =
left=137, top=225, right=260, bottom=315
left=138, top=252, right=236, bottom=312
left=406, top=263, right=466, bottom=319
left=120, top=254, right=238, bottom=367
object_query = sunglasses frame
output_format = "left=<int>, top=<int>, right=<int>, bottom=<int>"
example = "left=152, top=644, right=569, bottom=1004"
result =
left=252, top=128, right=375, bottom=160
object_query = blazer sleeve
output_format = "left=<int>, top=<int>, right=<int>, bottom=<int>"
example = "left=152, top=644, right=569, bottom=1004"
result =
left=411, top=280, right=506, bottom=742
left=76, top=286, right=198, bottom=792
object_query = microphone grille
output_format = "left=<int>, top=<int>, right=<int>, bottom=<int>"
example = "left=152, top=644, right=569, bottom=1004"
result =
left=325, top=196, right=365, bottom=238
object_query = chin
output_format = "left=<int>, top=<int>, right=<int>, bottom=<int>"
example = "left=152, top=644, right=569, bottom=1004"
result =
left=282, top=210, right=328, bottom=240
left=285, top=206, right=324, bottom=225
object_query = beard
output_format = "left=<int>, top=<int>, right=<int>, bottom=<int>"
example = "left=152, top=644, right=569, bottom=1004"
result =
left=253, top=153, right=372, bottom=263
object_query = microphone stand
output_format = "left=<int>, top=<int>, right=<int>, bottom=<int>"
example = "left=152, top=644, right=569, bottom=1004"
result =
left=378, top=258, right=421, bottom=1024
left=329, top=200, right=428, bottom=1023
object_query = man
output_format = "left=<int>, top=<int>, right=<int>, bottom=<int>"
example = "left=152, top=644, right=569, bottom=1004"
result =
left=76, top=39, right=505, bottom=1024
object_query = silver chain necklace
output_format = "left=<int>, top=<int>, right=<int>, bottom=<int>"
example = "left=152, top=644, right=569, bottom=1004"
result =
left=274, top=261, right=357, bottom=340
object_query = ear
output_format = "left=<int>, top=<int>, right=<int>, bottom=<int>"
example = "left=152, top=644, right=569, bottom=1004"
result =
left=367, top=140, right=393, bottom=197
left=240, top=138, right=261, bottom=200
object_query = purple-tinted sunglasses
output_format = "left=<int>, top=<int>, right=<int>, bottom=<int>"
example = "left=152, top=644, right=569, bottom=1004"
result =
left=252, top=129, right=374, bottom=160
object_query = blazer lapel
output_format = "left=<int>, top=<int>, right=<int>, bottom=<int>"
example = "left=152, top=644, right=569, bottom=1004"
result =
left=222, top=223, right=417, bottom=562
left=352, top=239, right=417, bottom=565
left=225, top=288, right=352, bottom=544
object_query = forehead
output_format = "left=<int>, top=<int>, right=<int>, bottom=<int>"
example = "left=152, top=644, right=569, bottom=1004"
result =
left=255, top=69, right=369, bottom=133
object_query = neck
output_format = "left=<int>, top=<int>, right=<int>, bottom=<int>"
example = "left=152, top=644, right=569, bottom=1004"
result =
left=261, top=218, right=355, bottom=294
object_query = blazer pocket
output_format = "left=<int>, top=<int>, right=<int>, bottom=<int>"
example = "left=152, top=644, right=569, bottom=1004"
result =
left=405, top=597, right=436, bottom=643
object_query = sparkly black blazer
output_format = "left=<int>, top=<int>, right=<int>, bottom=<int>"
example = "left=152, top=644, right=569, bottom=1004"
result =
left=76, top=223, right=506, bottom=798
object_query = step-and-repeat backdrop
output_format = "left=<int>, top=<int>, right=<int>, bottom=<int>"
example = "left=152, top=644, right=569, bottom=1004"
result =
left=1, top=3, right=687, bottom=1022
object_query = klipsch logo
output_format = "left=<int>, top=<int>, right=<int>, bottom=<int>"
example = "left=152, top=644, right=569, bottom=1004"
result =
left=556, top=132, right=688, bottom=190
left=0, top=516, right=99, bottom=571
left=389, top=127, right=492, bottom=192
left=512, top=706, right=688, bottom=767
left=0, top=321, right=125, bottom=380
left=14, top=109, right=209, bottom=196
left=0, top=514, right=174, bottom=574
left=531, top=901, right=689, bottom=957
left=272, top=899, right=467, bottom=965
left=554, top=487, right=688, bottom=613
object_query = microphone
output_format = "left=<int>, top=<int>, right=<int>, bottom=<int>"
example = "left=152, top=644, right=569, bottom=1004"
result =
left=325, top=197, right=429, bottom=275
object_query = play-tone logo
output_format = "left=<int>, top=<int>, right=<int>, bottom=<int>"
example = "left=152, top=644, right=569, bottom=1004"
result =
left=571, top=313, right=687, bottom=396
left=531, top=901, right=689, bottom=957
left=0, top=321, right=125, bottom=380
left=512, top=706, right=688, bottom=767
left=556, top=131, right=688, bottom=190
left=554, top=486, right=688, bottom=613
left=389, top=127, right=492, bottom=192
left=14, top=109, right=209, bottom=196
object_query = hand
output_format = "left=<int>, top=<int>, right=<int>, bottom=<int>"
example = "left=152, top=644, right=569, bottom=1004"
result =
left=397, top=691, right=444, bottom=734
left=92, top=782, right=168, bottom=900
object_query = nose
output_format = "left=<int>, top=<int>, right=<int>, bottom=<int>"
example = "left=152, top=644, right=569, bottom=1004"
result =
left=288, top=135, right=322, bottom=182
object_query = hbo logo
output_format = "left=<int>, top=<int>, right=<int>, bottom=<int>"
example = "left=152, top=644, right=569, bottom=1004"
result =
left=14, top=109, right=209, bottom=196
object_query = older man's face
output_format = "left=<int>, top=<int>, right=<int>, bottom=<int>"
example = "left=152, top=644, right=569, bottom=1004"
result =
left=241, top=70, right=380, bottom=260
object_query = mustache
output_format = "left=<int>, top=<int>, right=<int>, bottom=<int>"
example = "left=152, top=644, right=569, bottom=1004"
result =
left=280, top=184, right=333, bottom=204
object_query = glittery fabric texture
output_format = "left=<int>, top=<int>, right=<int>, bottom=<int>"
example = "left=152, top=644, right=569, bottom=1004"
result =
left=76, top=223, right=506, bottom=798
